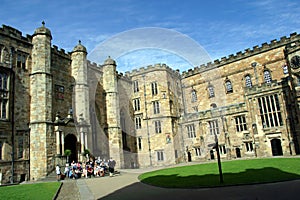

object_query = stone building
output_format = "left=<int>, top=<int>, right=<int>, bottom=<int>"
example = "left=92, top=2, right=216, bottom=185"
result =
left=0, top=22, right=299, bottom=184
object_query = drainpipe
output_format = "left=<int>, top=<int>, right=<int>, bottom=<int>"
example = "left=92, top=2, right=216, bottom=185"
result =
left=10, top=47, right=15, bottom=184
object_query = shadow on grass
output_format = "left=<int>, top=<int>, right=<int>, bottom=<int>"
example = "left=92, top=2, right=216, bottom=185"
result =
left=97, top=168, right=300, bottom=200
left=140, top=167, right=300, bottom=188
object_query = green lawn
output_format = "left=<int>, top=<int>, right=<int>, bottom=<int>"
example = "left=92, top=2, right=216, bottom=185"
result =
left=0, top=182, right=61, bottom=200
left=138, top=158, right=300, bottom=188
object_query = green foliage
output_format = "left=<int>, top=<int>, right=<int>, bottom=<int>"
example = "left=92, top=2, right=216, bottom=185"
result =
left=139, top=158, right=300, bottom=188
left=0, top=182, right=61, bottom=200
left=64, top=149, right=71, bottom=156
left=82, top=149, right=90, bottom=156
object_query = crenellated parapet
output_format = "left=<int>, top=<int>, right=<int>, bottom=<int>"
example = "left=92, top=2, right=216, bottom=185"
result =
left=125, top=63, right=181, bottom=78
left=182, top=32, right=300, bottom=78
left=0, top=24, right=32, bottom=43
left=87, top=60, right=102, bottom=69
left=117, top=71, right=132, bottom=83
left=52, top=45, right=71, bottom=59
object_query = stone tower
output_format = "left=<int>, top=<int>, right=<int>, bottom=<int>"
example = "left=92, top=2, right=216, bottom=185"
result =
left=30, top=22, right=54, bottom=180
left=102, top=57, right=124, bottom=168
left=71, top=41, right=90, bottom=160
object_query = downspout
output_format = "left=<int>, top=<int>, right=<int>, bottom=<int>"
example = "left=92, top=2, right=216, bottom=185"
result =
left=10, top=47, right=15, bottom=184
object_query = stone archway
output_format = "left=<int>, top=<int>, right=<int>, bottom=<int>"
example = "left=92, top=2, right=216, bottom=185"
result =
left=271, top=138, right=283, bottom=156
left=64, top=134, right=78, bottom=163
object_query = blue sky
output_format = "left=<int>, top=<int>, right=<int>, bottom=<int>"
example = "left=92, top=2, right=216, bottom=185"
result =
left=1, top=0, right=300, bottom=72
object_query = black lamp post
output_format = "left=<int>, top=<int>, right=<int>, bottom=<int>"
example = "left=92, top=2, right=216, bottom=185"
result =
left=214, top=133, right=223, bottom=184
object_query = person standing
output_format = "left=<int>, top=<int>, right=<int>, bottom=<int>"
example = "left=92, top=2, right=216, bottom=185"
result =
left=108, top=157, right=116, bottom=177
left=56, top=164, right=61, bottom=181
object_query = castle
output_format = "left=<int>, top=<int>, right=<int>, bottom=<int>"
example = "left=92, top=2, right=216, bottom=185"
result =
left=0, top=22, right=299, bottom=184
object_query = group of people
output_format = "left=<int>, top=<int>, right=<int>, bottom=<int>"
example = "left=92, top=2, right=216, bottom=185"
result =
left=56, top=157, right=116, bottom=181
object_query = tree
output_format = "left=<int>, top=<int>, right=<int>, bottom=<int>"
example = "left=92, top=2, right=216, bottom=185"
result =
left=64, top=149, right=71, bottom=164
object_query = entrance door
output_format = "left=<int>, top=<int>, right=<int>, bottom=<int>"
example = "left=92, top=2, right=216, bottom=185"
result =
left=210, top=150, right=215, bottom=160
left=187, top=151, right=192, bottom=162
left=64, top=134, right=78, bottom=163
left=235, top=148, right=241, bottom=158
left=271, top=139, right=283, bottom=156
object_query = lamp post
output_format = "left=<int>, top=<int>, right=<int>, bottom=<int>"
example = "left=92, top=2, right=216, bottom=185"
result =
left=214, top=132, right=223, bottom=184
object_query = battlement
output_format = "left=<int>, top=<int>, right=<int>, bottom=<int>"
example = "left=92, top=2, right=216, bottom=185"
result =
left=0, top=24, right=32, bottom=43
left=182, top=32, right=300, bottom=78
left=125, top=63, right=181, bottom=78
left=87, top=60, right=102, bottom=68
left=52, top=45, right=70, bottom=59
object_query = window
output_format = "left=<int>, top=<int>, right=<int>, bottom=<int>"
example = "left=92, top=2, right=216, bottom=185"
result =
left=55, top=85, right=64, bottom=100
left=245, top=142, right=253, bottom=152
left=225, top=80, right=233, bottom=93
left=191, top=89, right=197, bottom=102
left=0, top=72, right=9, bottom=119
left=208, top=86, right=215, bottom=98
left=135, top=116, right=142, bottom=129
left=157, top=150, right=164, bottom=161
left=17, top=53, right=26, bottom=69
left=151, top=82, right=158, bottom=95
left=0, top=141, right=2, bottom=160
left=195, top=147, right=201, bottom=156
left=133, top=98, right=140, bottom=111
left=257, top=94, right=283, bottom=128
left=208, top=120, right=219, bottom=135
left=245, top=75, right=252, bottom=88
left=138, top=137, right=142, bottom=150
left=186, top=124, right=196, bottom=138
left=155, top=120, right=162, bottom=133
left=192, top=106, right=198, bottom=112
left=17, top=134, right=24, bottom=159
left=264, top=70, right=272, bottom=83
left=219, top=145, right=227, bottom=154
left=153, top=101, right=160, bottom=114
left=175, top=150, right=178, bottom=159
left=133, top=80, right=139, bottom=93
left=282, top=65, right=288, bottom=74
left=235, top=115, right=247, bottom=132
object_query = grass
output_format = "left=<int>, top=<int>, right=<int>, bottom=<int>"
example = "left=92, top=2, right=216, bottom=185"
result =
left=138, top=157, right=300, bottom=188
left=0, top=182, right=61, bottom=200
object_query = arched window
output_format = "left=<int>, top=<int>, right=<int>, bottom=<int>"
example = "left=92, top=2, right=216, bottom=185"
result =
left=264, top=70, right=272, bottom=83
left=225, top=80, right=233, bottom=93
left=191, top=89, right=197, bottom=102
left=245, top=75, right=252, bottom=88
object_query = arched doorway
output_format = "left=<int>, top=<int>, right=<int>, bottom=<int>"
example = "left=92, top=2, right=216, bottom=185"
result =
left=64, top=134, right=78, bottom=163
left=235, top=148, right=241, bottom=158
left=187, top=151, right=192, bottom=162
left=271, top=139, right=283, bottom=156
